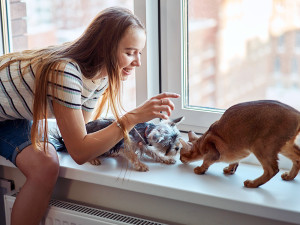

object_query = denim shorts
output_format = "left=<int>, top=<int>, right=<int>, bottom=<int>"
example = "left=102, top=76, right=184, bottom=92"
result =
left=0, top=119, right=58, bottom=166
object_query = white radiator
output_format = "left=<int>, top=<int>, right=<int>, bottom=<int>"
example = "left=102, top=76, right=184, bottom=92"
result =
left=4, top=192, right=168, bottom=225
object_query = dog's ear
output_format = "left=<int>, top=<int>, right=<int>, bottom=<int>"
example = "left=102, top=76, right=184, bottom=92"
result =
left=168, top=116, right=185, bottom=126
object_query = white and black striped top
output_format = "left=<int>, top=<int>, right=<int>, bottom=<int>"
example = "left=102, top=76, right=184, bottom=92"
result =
left=0, top=58, right=108, bottom=121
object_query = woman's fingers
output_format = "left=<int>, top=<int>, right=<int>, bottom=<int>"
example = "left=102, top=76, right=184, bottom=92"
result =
left=152, top=110, right=169, bottom=120
left=157, top=112, right=169, bottom=120
left=160, top=106, right=172, bottom=117
left=153, top=92, right=179, bottom=111
left=157, top=98, right=174, bottom=111
left=155, top=92, right=180, bottom=117
left=151, top=92, right=180, bottom=101
left=128, top=92, right=180, bottom=124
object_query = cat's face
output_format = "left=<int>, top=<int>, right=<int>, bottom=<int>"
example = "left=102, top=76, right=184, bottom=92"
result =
left=180, top=131, right=204, bottom=163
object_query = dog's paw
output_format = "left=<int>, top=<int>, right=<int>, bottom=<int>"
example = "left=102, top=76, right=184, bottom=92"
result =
left=134, top=162, right=149, bottom=172
left=90, top=158, right=101, bottom=166
left=194, top=166, right=206, bottom=174
left=244, top=179, right=259, bottom=188
left=162, top=158, right=176, bottom=164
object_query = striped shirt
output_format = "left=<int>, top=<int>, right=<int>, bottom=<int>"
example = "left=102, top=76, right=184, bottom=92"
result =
left=0, top=58, right=108, bottom=121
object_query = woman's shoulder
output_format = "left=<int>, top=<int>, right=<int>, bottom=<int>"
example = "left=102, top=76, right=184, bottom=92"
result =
left=63, top=60, right=82, bottom=75
left=66, top=60, right=81, bottom=72
left=59, top=60, right=84, bottom=82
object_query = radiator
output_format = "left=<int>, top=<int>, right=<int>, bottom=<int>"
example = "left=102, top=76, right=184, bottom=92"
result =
left=4, top=192, right=168, bottom=225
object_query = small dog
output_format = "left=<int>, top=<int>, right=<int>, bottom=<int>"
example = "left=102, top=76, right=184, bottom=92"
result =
left=180, top=100, right=300, bottom=188
left=53, top=117, right=184, bottom=171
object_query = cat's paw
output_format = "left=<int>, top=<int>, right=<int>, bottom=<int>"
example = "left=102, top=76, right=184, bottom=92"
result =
left=134, top=162, right=149, bottom=172
left=194, top=166, right=206, bottom=174
left=244, top=179, right=259, bottom=188
left=90, top=158, right=101, bottom=166
left=281, top=172, right=294, bottom=181
left=223, top=164, right=239, bottom=175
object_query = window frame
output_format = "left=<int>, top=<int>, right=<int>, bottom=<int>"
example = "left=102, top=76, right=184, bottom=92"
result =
left=160, top=0, right=223, bottom=133
left=134, top=0, right=161, bottom=106
left=0, top=0, right=11, bottom=55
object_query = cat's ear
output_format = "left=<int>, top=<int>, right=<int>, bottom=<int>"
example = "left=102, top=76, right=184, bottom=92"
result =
left=179, top=138, right=192, bottom=153
left=188, top=131, right=199, bottom=142
left=168, top=116, right=185, bottom=126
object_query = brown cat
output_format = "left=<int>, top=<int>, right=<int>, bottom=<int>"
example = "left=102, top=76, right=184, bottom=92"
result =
left=180, top=100, right=300, bottom=188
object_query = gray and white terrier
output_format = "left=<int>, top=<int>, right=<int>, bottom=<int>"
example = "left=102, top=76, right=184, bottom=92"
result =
left=52, top=117, right=184, bottom=171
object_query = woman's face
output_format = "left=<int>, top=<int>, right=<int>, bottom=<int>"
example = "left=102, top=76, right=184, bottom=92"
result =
left=117, top=27, right=146, bottom=80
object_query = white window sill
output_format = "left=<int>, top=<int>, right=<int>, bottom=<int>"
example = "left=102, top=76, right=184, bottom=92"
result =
left=1, top=148, right=300, bottom=224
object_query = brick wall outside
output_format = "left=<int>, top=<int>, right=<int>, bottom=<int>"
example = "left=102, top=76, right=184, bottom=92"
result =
left=9, top=0, right=27, bottom=52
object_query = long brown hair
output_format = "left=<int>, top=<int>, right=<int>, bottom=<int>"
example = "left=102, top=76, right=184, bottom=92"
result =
left=0, top=7, right=145, bottom=152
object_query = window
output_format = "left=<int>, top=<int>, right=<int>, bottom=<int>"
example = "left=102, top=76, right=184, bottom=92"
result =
left=2, top=0, right=138, bottom=113
left=161, top=0, right=300, bottom=133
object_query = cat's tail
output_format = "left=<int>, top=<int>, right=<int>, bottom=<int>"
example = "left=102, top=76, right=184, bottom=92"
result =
left=49, top=128, right=67, bottom=152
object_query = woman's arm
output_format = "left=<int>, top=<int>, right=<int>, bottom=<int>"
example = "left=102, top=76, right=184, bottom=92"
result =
left=53, top=92, right=180, bottom=165
left=82, top=110, right=93, bottom=124
left=53, top=102, right=123, bottom=164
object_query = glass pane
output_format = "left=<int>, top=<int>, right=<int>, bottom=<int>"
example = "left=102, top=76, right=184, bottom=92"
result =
left=187, top=0, right=300, bottom=111
left=8, top=0, right=135, bottom=112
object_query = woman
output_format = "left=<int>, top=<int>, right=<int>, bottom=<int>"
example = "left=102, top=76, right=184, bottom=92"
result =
left=0, top=7, right=179, bottom=225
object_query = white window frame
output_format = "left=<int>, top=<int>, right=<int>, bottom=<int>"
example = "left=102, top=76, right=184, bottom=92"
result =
left=0, top=0, right=11, bottom=55
left=134, top=0, right=160, bottom=106
left=160, top=0, right=222, bottom=133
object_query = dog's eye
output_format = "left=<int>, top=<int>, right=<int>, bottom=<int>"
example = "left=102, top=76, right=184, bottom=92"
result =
left=175, top=147, right=179, bottom=151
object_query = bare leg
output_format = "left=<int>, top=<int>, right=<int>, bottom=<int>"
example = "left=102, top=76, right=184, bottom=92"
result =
left=11, top=143, right=59, bottom=225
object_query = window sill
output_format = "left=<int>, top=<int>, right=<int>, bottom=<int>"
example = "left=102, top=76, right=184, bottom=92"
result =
left=1, top=148, right=299, bottom=224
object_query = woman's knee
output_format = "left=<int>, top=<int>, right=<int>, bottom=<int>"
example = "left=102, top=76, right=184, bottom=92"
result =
left=37, top=144, right=60, bottom=180
left=16, top=144, right=59, bottom=185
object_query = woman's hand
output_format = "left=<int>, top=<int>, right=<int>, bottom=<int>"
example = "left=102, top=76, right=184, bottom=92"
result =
left=124, top=92, right=180, bottom=127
